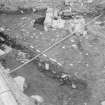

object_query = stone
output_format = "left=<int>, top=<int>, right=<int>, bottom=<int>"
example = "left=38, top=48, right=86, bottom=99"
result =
left=101, top=101, right=105, bottom=105
left=65, top=0, right=71, bottom=6
left=45, top=63, right=49, bottom=70
left=0, top=49, right=5, bottom=56
left=31, top=95, right=44, bottom=105
left=14, top=76, right=27, bottom=92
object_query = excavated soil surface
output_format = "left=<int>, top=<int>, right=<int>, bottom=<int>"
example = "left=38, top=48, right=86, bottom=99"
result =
left=0, top=8, right=105, bottom=105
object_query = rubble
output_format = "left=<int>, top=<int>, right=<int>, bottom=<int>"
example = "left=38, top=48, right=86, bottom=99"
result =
left=43, top=5, right=86, bottom=36
left=16, top=51, right=30, bottom=63
left=44, top=7, right=65, bottom=31
left=0, top=45, right=12, bottom=57
left=70, top=15, right=86, bottom=34
left=64, top=0, right=71, bottom=6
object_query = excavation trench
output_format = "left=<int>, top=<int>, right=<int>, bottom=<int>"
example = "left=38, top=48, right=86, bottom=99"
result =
left=0, top=31, right=91, bottom=105
left=0, top=2, right=104, bottom=105
left=0, top=6, right=96, bottom=104
left=0, top=31, right=87, bottom=90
